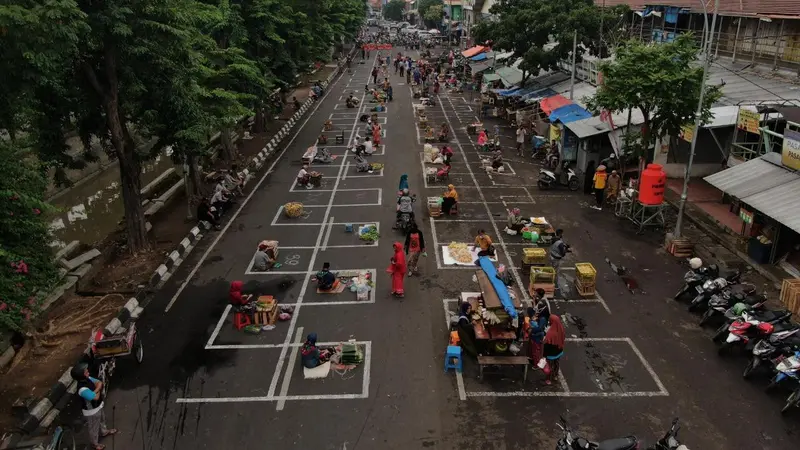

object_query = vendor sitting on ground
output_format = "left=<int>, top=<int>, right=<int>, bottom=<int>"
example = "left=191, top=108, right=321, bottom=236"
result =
left=253, top=241, right=277, bottom=271
left=506, top=207, right=526, bottom=233
left=346, top=93, right=359, bottom=108
left=442, top=184, right=458, bottom=215
left=436, top=162, right=451, bottom=179
left=229, top=280, right=254, bottom=309
left=315, top=262, right=339, bottom=291
left=301, top=333, right=334, bottom=369
left=297, top=165, right=312, bottom=189
left=440, top=145, right=454, bottom=164
left=474, top=229, right=495, bottom=257
left=477, top=129, right=489, bottom=150
left=438, top=123, right=450, bottom=142
left=490, top=150, right=503, bottom=171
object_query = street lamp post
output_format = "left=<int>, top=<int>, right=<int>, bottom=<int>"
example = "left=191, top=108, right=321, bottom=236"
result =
left=673, top=0, right=719, bottom=238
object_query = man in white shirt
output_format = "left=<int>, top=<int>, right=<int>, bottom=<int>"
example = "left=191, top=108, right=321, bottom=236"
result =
left=516, top=125, right=527, bottom=156
left=297, top=166, right=312, bottom=189
left=363, top=138, right=374, bottom=155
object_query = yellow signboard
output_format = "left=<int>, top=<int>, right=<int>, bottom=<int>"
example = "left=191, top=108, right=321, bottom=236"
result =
left=782, top=130, right=800, bottom=171
left=679, top=124, right=694, bottom=142
left=737, top=108, right=760, bottom=135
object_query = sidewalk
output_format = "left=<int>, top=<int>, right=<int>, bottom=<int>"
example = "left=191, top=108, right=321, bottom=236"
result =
left=663, top=178, right=787, bottom=290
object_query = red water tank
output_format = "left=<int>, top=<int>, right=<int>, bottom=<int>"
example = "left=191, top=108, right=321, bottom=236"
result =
left=639, top=163, right=666, bottom=205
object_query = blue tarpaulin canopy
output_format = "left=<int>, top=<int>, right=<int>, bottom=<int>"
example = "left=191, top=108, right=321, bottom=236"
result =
left=471, top=52, right=488, bottom=61
left=549, top=103, right=592, bottom=124
left=478, top=257, right=518, bottom=319
left=493, top=87, right=521, bottom=96
left=520, top=87, right=556, bottom=101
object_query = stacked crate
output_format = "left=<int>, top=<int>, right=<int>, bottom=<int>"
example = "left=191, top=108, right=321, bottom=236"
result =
left=529, top=266, right=556, bottom=299
left=574, top=263, right=597, bottom=297
left=781, top=279, right=800, bottom=316
left=521, top=247, right=546, bottom=274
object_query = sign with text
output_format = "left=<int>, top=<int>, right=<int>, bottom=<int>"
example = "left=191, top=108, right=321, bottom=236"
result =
left=782, top=129, right=800, bottom=171
left=679, top=124, right=694, bottom=142
left=362, top=43, right=393, bottom=51
left=736, top=108, right=760, bottom=135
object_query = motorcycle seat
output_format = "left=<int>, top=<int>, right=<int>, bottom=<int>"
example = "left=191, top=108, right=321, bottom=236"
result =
left=772, top=322, right=798, bottom=333
left=742, top=294, right=767, bottom=305
left=597, top=437, right=639, bottom=450
left=755, top=310, right=792, bottom=323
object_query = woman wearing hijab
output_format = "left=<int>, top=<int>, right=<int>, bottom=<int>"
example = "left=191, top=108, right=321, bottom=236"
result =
left=300, top=333, right=333, bottom=368
left=398, top=174, right=409, bottom=192
left=387, top=242, right=407, bottom=297
left=229, top=281, right=253, bottom=308
left=457, top=302, right=478, bottom=357
left=543, top=314, right=566, bottom=385
left=477, top=129, right=489, bottom=151
left=506, top=208, right=525, bottom=233
left=372, top=122, right=382, bottom=146
left=442, top=184, right=458, bottom=215
left=524, top=307, right=548, bottom=365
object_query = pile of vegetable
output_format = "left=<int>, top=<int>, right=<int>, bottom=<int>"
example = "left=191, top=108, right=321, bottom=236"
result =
left=359, top=224, right=380, bottom=242
left=284, top=202, right=304, bottom=218
left=369, top=163, right=384, bottom=171
left=448, top=242, right=473, bottom=263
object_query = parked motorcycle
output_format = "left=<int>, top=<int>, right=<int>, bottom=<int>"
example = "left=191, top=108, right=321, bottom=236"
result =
left=688, top=278, right=750, bottom=313
left=556, top=417, right=639, bottom=450
left=743, top=332, right=800, bottom=379
left=698, top=290, right=765, bottom=327
left=715, top=309, right=794, bottom=355
left=647, top=418, right=690, bottom=450
left=674, top=263, right=720, bottom=302
left=538, top=161, right=579, bottom=191
left=766, top=351, right=800, bottom=392
left=781, top=387, right=800, bottom=414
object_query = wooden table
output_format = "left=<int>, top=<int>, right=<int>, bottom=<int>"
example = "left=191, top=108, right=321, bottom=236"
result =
left=477, top=355, right=530, bottom=382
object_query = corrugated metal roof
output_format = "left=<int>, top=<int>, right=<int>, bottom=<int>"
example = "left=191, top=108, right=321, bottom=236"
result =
left=496, top=66, right=523, bottom=87
left=564, top=108, right=647, bottom=138
left=704, top=152, right=800, bottom=234
left=595, top=0, right=800, bottom=16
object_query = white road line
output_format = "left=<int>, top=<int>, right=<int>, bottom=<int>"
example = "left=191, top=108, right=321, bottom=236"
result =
left=429, top=217, right=443, bottom=270
left=164, top=63, right=350, bottom=312
left=276, top=327, right=304, bottom=411
left=625, top=338, right=669, bottom=395
left=267, top=56, right=375, bottom=402
left=438, top=94, right=528, bottom=301
left=205, top=304, right=231, bottom=348
left=465, top=391, right=668, bottom=398
left=342, top=162, right=349, bottom=180
left=321, top=217, right=334, bottom=251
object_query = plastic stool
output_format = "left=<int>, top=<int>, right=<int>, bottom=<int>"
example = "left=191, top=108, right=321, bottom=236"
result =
left=345, top=223, right=354, bottom=233
left=233, top=312, right=252, bottom=330
left=444, top=345, right=463, bottom=373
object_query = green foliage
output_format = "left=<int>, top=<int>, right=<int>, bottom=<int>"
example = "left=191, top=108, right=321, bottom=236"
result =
left=418, top=0, right=443, bottom=27
left=0, top=142, right=59, bottom=332
left=383, top=0, right=405, bottom=22
left=589, top=34, right=721, bottom=154
left=473, top=0, right=628, bottom=82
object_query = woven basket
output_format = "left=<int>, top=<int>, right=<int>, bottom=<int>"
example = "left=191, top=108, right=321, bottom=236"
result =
left=284, top=202, right=304, bottom=218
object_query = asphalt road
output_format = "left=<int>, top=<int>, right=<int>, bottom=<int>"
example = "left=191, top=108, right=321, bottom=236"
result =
left=61, top=47, right=800, bottom=450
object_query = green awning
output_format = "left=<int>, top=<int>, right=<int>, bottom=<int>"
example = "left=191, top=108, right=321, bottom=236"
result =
left=483, top=73, right=501, bottom=82
left=495, top=66, right=523, bottom=88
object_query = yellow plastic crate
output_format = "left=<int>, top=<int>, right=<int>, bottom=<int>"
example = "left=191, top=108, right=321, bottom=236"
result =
left=575, top=263, right=597, bottom=283
left=522, top=247, right=547, bottom=264
left=529, top=266, right=555, bottom=284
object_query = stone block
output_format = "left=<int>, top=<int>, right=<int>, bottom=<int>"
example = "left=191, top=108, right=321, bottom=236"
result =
left=39, top=276, right=79, bottom=312
left=68, top=263, right=92, bottom=279
left=0, top=347, right=16, bottom=370
left=61, top=249, right=101, bottom=271
left=54, top=241, right=80, bottom=262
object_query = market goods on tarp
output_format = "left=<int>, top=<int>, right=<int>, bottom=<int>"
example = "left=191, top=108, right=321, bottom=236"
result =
left=284, top=202, right=304, bottom=218
left=448, top=242, right=472, bottom=264
left=359, top=224, right=380, bottom=242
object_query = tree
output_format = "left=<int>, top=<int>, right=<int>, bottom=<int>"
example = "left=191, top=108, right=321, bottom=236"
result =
left=588, top=34, right=721, bottom=163
left=383, top=0, right=405, bottom=21
left=473, top=0, right=629, bottom=83
left=0, top=141, right=60, bottom=332
left=418, top=0, right=443, bottom=28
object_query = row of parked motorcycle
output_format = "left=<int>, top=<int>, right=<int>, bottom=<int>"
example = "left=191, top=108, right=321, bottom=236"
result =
left=675, top=258, right=800, bottom=414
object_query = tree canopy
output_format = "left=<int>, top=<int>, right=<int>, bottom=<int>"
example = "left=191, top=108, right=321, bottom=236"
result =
left=418, top=0, right=443, bottom=28
left=0, top=0, right=365, bottom=256
left=383, top=0, right=405, bottom=22
left=589, top=34, right=721, bottom=158
left=473, top=0, right=629, bottom=82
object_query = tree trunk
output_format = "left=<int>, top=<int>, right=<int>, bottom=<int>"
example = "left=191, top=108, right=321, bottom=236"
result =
left=254, top=105, right=265, bottom=133
left=220, top=126, right=235, bottom=162
left=186, top=153, right=203, bottom=197
left=88, top=48, right=150, bottom=253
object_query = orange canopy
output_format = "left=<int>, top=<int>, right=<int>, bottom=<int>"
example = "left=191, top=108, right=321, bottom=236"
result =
left=461, top=46, right=487, bottom=58
left=540, top=95, right=572, bottom=115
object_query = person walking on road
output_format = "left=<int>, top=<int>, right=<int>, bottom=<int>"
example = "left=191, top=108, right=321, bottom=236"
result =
left=549, top=229, right=570, bottom=289
left=516, top=124, right=528, bottom=156
left=371, top=66, right=379, bottom=84
left=72, top=363, right=118, bottom=450
left=543, top=314, right=566, bottom=385
left=592, top=166, right=608, bottom=210
left=388, top=242, right=407, bottom=297
left=404, top=222, right=426, bottom=276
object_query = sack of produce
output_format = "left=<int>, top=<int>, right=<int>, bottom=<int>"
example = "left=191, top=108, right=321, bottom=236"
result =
left=284, top=202, right=304, bottom=218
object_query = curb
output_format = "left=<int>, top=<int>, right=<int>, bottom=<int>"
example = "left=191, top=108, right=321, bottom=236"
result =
left=2, top=55, right=349, bottom=442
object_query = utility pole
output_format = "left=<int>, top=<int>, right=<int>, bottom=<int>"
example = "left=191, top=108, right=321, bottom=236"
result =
left=674, top=0, right=719, bottom=238
left=569, top=30, right=577, bottom=100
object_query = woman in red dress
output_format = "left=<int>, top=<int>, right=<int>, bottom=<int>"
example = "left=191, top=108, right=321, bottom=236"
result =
left=372, top=122, right=382, bottom=146
left=387, top=242, right=407, bottom=297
